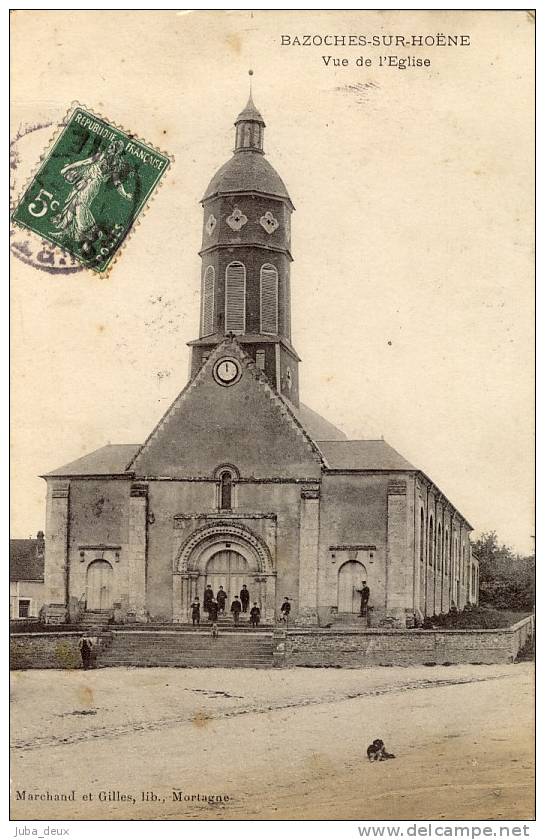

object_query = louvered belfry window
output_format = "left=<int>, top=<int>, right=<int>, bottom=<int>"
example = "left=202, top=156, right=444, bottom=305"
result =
left=201, top=266, right=215, bottom=336
left=225, top=262, right=246, bottom=333
left=260, top=264, right=278, bottom=334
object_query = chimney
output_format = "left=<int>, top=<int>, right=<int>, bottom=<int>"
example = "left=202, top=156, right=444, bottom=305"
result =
left=36, top=530, right=45, bottom=556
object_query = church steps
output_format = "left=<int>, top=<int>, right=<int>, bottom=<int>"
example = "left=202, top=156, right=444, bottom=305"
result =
left=96, top=631, right=274, bottom=668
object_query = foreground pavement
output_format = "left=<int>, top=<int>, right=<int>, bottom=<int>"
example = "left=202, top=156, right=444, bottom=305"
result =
left=10, top=663, right=534, bottom=820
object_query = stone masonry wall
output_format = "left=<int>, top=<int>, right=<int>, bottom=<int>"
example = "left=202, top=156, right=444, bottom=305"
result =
left=282, top=617, right=534, bottom=667
left=11, top=617, right=533, bottom=669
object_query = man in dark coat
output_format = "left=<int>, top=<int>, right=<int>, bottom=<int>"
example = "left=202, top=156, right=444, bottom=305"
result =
left=216, top=586, right=227, bottom=615
left=208, top=598, right=219, bottom=623
left=280, top=597, right=291, bottom=622
left=78, top=635, right=92, bottom=670
left=240, top=584, right=250, bottom=612
left=190, top=597, right=201, bottom=627
left=230, top=596, right=242, bottom=625
left=250, top=602, right=261, bottom=628
left=356, top=581, right=370, bottom=617
left=203, top=585, right=214, bottom=616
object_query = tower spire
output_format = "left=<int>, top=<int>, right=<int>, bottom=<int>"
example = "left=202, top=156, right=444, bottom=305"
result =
left=234, top=72, right=265, bottom=153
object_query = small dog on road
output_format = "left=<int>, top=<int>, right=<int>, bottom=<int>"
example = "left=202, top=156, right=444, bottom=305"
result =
left=367, top=739, right=396, bottom=761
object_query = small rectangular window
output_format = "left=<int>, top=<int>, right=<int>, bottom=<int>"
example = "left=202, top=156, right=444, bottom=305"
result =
left=256, top=350, right=265, bottom=370
left=18, top=599, right=31, bottom=618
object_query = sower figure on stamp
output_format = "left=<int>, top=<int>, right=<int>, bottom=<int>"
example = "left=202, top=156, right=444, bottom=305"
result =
left=216, top=585, right=227, bottom=616
left=240, top=584, right=250, bottom=613
left=230, top=596, right=242, bottom=626
left=51, top=140, right=133, bottom=253
left=355, top=580, right=370, bottom=618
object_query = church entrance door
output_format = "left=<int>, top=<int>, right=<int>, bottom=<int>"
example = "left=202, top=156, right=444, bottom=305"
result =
left=86, top=560, right=114, bottom=611
left=338, top=560, right=367, bottom=613
left=204, top=550, right=251, bottom=605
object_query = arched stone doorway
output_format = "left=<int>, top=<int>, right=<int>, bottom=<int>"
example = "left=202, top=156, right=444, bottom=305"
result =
left=86, top=560, right=114, bottom=611
left=173, top=523, right=276, bottom=623
left=338, top=560, right=367, bottom=613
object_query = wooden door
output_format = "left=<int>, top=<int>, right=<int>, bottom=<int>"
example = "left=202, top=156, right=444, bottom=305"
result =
left=86, top=560, right=113, bottom=611
left=204, top=550, right=251, bottom=605
left=338, top=560, right=367, bottom=613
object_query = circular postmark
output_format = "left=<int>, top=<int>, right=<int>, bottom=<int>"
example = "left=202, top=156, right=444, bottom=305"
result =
left=10, top=121, right=84, bottom=274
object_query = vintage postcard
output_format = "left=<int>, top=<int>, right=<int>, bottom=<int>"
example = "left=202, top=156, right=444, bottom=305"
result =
left=9, top=9, right=535, bottom=828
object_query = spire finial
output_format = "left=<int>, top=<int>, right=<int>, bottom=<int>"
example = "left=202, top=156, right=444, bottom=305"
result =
left=248, top=68, right=254, bottom=97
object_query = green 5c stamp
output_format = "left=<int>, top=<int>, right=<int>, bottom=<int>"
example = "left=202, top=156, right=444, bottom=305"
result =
left=11, top=106, right=172, bottom=273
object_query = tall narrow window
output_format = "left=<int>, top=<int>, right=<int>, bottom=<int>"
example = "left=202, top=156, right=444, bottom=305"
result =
left=445, top=528, right=450, bottom=576
left=225, top=262, right=246, bottom=333
left=437, top=524, right=442, bottom=572
left=201, top=266, right=215, bottom=336
left=428, top=515, right=434, bottom=566
left=420, top=508, right=425, bottom=563
left=260, top=264, right=278, bottom=334
left=284, top=276, right=291, bottom=339
left=220, top=471, right=232, bottom=510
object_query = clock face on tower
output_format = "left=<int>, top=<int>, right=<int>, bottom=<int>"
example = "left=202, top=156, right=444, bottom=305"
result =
left=213, top=357, right=241, bottom=386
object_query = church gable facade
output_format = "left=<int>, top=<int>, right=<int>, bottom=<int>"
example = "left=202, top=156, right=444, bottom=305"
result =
left=42, top=93, right=478, bottom=628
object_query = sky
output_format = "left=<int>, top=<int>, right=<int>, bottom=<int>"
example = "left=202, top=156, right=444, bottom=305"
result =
left=10, top=10, right=534, bottom=553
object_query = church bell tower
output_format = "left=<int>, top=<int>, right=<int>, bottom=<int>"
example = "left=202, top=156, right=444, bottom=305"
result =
left=188, top=88, right=300, bottom=406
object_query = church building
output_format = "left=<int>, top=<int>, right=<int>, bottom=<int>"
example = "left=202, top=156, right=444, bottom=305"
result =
left=43, top=93, right=479, bottom=627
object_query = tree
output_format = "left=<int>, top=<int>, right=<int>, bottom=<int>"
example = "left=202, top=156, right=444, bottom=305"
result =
left=472, top=531, right=535, bottom=610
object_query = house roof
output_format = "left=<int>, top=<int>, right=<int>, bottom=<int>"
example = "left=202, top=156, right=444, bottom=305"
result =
left=43, top=444, right=140, bottom=477
left=42, top=402, right=347, bottom=477
left=292, top=403, right=347, bottom=442
left=316, top=439, right=416, bottom=471
left=10, top=539, right=44, bottom=582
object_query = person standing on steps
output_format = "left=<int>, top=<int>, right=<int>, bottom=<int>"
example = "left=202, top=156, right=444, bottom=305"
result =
left=250, top=602, right=261, bottom=628
left=280, top=597, right=291, bottom=623
left=216, top=585, right=227, bottom=616
left=230, top=596, right=242, bottom=626
left=355, top=580, right=370, bottom=617
left=203, top=584, right=214, bottom=618
left=190, top=597, right=201, bottom=627
left=240, top=584, right=250, bottom=613
left=208, top=597, right=219, bottom=624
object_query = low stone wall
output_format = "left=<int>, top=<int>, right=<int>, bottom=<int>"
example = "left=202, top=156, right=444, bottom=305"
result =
left=280, top=615, right=535, bottom=667
left=10, top=616, right=534, bottom=669
left=10, top=632, right=83, bottom=670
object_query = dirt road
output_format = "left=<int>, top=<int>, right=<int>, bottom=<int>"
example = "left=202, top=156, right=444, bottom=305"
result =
left=10, top=663, right=534, bottom=820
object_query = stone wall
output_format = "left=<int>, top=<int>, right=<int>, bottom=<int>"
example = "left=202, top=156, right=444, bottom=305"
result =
left=11, top=617, right=533, bottom=669
left=10, top=632, right=82, bottom=670
left=281, top=616, right=534, bottom=667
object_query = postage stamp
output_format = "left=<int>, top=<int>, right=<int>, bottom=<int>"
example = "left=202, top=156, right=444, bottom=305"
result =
left=11, top=105, right=172, bottom=274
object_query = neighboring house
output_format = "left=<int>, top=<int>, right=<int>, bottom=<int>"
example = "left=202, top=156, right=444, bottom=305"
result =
left=10, top=532, right=45, bottom=619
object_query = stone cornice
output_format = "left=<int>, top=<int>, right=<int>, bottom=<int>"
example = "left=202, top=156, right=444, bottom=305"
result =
left=199, top=242, right=294, bottom=262
left=329, top=544, right=377, bottom=552
left=174, top=511, right=277, bottom=523
left=201, top=189, right=295, bottom=212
